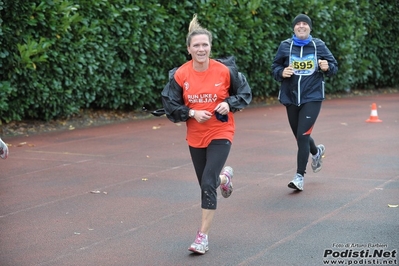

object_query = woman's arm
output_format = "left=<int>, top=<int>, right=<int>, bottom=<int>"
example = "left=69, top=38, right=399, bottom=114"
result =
left=161, top=68, right=190, bottom=123
left=225, top=72, right=252, bottom=112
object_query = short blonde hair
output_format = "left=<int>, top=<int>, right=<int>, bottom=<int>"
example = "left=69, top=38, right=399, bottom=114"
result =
left=186, top=14, right=212, bottom=46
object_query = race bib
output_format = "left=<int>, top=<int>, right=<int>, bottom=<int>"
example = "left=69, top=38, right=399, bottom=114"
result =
left=291, top=54, right=316, bottom=76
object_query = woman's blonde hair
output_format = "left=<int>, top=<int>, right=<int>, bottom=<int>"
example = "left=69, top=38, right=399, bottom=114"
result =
left=186, top=14, right=212, bottom=46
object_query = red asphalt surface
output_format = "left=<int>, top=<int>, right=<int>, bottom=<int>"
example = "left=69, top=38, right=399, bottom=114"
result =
left=1, top=93, right=398, bottom=266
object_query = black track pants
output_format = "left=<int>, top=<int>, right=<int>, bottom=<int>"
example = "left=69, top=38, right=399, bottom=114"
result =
left=286, top=101, right=322, bottom=176
left=189, top=139, right=231, bottom=210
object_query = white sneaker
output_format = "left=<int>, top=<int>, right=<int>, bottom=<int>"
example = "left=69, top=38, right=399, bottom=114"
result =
left=0, top=138, right=8, bottom=159
left=311, top=144, right=325, bottom=173
left=188, top=230, right=209, bottom=254
left=288, top=173, right=304, bottom=191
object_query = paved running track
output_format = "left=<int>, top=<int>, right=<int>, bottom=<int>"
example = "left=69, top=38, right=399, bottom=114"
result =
left=1, top=93, right=398, bottom=266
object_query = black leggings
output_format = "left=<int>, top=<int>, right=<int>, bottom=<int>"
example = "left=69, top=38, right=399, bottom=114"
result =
left=286, top=101, right=321, bottom=176
left=189, top=139, right=231, bottom=210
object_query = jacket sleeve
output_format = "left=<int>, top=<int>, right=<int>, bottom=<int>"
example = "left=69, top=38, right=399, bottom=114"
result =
left=271, top=41, right=287, bottom=82
left=217, top=56, right=252, bottom=112
left=318, top=40, right=338, bottom=77
left=161, top=68, right=190, bottom=123
left=225, top=71, right=252, bottom=113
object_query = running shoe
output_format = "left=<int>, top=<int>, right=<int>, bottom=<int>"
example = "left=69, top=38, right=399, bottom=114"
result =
left=288, top=173, right=304, bottom=191
left=0, top=138, right=8, bottom=159
left=220, top=166, right=233, bottom=198
left=311, top=144, right=325, bottom=173
left=188, top=230, right=209, bottom=254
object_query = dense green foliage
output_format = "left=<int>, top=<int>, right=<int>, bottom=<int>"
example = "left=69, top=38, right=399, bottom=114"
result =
left=1, top=0, right=398, bottom=122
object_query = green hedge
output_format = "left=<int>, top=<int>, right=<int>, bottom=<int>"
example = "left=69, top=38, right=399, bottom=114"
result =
left=1, top=0, right=398, bottom=122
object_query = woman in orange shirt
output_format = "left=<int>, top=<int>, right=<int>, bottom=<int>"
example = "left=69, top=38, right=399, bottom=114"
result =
left=162, top=14, right=251, bottom=254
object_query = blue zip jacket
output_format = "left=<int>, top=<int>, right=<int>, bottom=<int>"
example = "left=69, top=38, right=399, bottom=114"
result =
left=271, top=37, right=338, bottom=106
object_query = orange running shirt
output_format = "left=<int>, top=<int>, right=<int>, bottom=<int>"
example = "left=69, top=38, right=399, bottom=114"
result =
left=174, top=59, right=235, bottom=148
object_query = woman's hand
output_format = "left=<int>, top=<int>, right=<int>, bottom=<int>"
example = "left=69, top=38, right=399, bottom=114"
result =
left=193, top=110, right=212, bottom=123
left=214, top=102, right=230, bottom=115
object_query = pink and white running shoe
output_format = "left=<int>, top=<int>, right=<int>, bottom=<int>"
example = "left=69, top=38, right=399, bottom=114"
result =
left=188, top=230, right=209, bottom=254
left=220, top=166, right=233, bottom=198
